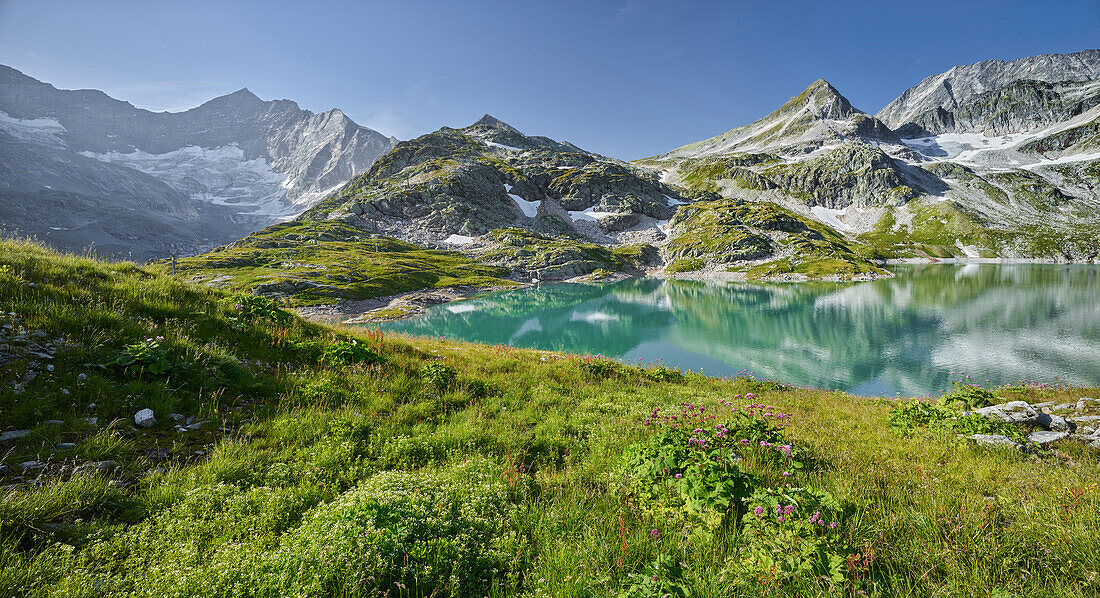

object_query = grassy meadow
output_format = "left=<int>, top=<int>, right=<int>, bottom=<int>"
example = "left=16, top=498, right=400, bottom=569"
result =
left=0, top=239, right=1097, bottom=597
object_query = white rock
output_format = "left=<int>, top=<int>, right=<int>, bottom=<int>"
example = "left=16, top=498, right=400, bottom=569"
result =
left=972, top=401, right=1038, bottom=425
left=1077, top=398, right=1098, bottom=411
left=134, top=408, right=157, bottom=428
left=0, top=430, right=31, bottom=442
left=1027, top=430, right=1069, bottom=445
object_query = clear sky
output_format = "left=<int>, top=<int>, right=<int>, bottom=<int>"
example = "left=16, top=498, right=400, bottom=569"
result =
left=2, top=0, right=1098, bottom=159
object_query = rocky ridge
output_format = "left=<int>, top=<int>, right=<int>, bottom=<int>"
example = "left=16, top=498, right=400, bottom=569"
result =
left=0, top=65, right=397, bottom=260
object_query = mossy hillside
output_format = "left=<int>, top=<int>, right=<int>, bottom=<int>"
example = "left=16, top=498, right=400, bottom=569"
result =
left=172, top=220, right=511, bottom=306
left=2, top=238, right=1099, bottom=597
left=666, top=200, right=888, bottom=278
left=675, top=154, right=781, bottom=193
left=761, top=143, right=918, bottom=209
left=479, top=228, right=633, bottom=279
left=858, top=195, right=1100, bottom=261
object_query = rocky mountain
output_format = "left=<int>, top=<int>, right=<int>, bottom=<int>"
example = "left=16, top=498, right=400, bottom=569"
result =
left=0, top=65, right=396, bottom=260
left=877, top=49, right=1100, bottom=129
left=643, top=50, right=1100, bottom=263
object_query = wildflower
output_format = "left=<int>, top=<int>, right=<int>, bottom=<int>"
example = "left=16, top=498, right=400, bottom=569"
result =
left=777, top=516, right=786, bottom=522
left=650, top=528, right=661, bottom=539
left=782, top=471, right=791, bottom=477
left=783, top=504, right=795, bottom=515
left=754, top=506, right=765, bottom=516
left=674, top=473, right=682, bottom=479
left=829, top=522, right=838, bottom=529
left=746, top=393, right=756, bottom=400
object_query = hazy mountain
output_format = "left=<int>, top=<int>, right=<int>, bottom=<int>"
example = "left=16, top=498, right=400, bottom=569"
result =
left=0, top=65, right=396, bottom=260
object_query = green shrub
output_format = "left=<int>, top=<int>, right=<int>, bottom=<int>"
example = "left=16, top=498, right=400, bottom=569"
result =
left=419, top=362, right=458, bottom=389
left=104, top=336, right=178, bottom=375
left=940, top=383, right=994, bottom=409
left=580, top=357, right=621, bottom=380
left=733, top=485, right=848, bottom=585
left=320, top=340, right=384, bottom=367
left=270, top=460, right=527, bottom=596
left=230, top=294, right=290, bottom=323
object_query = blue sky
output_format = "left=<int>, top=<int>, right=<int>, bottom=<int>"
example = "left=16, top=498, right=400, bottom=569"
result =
left=1, top=0, right=1097, bottom=159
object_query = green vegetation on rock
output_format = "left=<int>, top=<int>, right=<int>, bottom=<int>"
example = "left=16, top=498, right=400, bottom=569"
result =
left=172, top=220, right=510, bottom=306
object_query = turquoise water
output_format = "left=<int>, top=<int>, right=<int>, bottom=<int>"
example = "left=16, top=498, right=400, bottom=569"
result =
left=376, top=264, right=1100, bottom=396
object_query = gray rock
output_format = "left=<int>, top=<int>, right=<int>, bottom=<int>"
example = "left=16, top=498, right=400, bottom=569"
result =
left=968, top=434, right=1021, bottom=450
left=74, top=460, right=118, bottom=476
left=0, top=430, right=31, bottom=442
left=1039, top=414, right=1075, bottom=433
left=18, top=460, right=42, bottom=471
left=80, top=417, right=97, bottom=426
left=1027, top=430, right=1069, bottom=445
left=76, top=373, right=87, bottom=382
left=1053, top=403, right=1076, bottom=411
left=972, top=401, right=1039, bottom=426
left=133, top=409, right=157, bottom=428
left=1078, top=398, right=1098, bottom=411
left=186, top=421, right=209, bottom=431
left=57, top=442, right=76, bottom=449
left=43, top=419, right=64, bottom=426
left=1031, top=401, right=1056, bottom=409
left=169, top=413, right=186, bottom=424
left=1071, top=415, right=1100, bottom=423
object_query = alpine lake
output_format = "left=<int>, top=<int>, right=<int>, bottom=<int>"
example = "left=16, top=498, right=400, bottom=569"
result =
left=375, top=264, right=1100, bottom=397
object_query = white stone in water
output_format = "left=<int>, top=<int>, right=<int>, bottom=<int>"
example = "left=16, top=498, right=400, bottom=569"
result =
left=134, top=408, right=157, bottom=428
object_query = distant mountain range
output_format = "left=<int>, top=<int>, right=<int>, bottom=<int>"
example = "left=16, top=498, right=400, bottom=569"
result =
left=0, top=65, right=396, bottom=260
left=3, top=49, right=1099, bottom=304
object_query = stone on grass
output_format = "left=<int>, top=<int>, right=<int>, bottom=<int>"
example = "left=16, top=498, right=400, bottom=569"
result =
left=972, top=401, right=1038, bottom=426
left=74, top=460, right=119, bottom=476
left=1027, top=430, right=1069, bottom=445
left=1040, top=414, right=1074, bottom=433
left=0, top=430, right=30, bottom=442
left=134, top=409, right=157, bottom=428
left=1078, top=398, right=1098, bottom=411
left=968, top=434, right=1021, bottom=450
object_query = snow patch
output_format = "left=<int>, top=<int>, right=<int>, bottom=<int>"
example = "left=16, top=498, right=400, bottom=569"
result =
left=443, top=234, right=475, bottom=245
left=664, top=194, right=686, bottom=206
left=569, top=208, right=621, bottom=222
left=484, top=140, right=523, bottom=152
left=955, top=241, right=981, bottom=258
left=809, top=206, right=852, bottom=232
left=0, top=110, right=66, bottom=146
left=80, top=144, right=296, bottom=217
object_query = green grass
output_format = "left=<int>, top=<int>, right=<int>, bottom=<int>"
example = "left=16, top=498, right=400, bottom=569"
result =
left=170, top=220, right=512, bottom=306
left=1, top=238, right=1099, bottom=597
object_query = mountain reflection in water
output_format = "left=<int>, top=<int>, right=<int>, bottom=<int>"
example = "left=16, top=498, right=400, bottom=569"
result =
left=375, top=264, right=1100, bottom=396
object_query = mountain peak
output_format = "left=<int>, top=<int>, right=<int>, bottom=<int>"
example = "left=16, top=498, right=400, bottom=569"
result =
left=470, top=114, right=521, bottom=133
left=785, top=78, right=858, bottom=119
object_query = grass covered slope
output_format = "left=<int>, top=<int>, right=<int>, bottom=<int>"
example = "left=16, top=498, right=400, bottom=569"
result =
left=1, top=239, right=1099, bottom=597
left=170, top=220, right=513, bottom=306
left=665, top=199, right=889, bottom=279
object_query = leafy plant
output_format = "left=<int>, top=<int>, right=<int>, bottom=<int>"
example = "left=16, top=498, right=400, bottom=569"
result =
left=420, top=362, right=457, bottom=390
left=734, top=485, right=849, bottom=585
left=320, top=340, right=384, bottom=367
left=580, top=357, right=621, bottom=380
left=105, top=336, right=176, bottom=375
left=231, top=294, right=291, bottom=323
left=619, top=553, right=689, bottom=598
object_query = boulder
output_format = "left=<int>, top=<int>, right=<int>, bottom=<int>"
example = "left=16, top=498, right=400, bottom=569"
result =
left=134, top=409, right=157, bottom=428
left=1037, top=413, right=1075, bottom=432
left=971, top=401, right=1039, bottom=426
left=968, top=434, right=1021, bottom=450
left=0, top=430, right=31, bottom=442
left=1077, top=397, right=1098, bottom=411
left=1027, top=430, right=1069, bottom=445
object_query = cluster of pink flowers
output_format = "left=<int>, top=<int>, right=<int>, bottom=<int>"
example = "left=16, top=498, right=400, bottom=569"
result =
left=754, top=505, right=839, bottom=528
